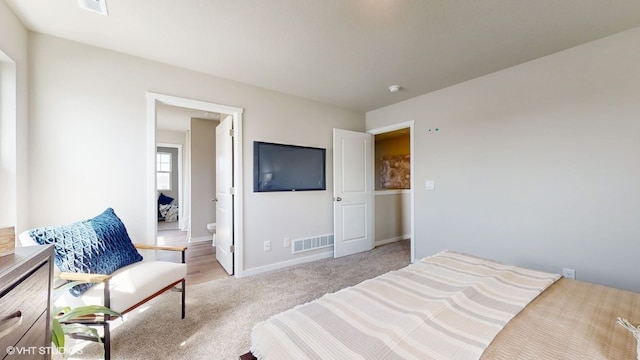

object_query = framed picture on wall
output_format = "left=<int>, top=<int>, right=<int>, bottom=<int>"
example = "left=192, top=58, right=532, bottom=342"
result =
left=380, top=154, right=410, bottom=189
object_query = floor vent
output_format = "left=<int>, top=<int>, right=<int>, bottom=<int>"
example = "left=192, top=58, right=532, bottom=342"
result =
left=292, top=234, right=334, bottom=254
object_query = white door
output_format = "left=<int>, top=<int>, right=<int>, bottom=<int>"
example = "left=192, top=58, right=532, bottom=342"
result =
left=215, top=115, right=234, bottom=274
left=333, top=128, right=374, bottom=258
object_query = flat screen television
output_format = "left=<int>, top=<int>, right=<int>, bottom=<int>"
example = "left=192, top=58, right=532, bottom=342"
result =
left=253, top=141, right=326, bottom=192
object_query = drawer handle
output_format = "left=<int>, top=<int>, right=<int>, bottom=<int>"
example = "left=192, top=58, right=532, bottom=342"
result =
left=0, top=311, right=23, bottom=339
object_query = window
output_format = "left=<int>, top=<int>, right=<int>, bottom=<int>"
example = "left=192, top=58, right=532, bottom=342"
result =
left=157, top=152, right=172, bottom=190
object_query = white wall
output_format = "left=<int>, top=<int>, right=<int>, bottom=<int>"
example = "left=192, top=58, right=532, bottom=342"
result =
left=0, top=2, right=28, bottom=231
left=367, top=27, right=640, bottom=292
left=156, top=129, right=186, bottom=148
left=375, top=191, right=410, bottom=244
left=27, top=33, right=364, bottom=272
left=244, top=97, right=364, bottom=270
left=190, top=118, right=217, bottom=240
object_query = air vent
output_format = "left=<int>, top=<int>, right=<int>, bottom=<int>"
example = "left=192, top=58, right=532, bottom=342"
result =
left=292, top=234, right=334, bottom=254
left=78, top=0, right=108, bottom=16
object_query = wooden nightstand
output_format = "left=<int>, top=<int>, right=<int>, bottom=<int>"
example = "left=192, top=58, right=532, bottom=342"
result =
left=0, top=245, right=54, bottom=360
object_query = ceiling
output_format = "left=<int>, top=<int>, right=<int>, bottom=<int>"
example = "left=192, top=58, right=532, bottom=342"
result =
left=5, top=0, right=640, bottom=112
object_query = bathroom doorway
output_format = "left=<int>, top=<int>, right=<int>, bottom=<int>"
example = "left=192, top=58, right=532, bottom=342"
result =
left=155, top=103, right=220, bottom=244
left=147, top=92, right=245, bottom=277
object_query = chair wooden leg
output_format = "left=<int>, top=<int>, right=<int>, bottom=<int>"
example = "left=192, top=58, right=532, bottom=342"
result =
left=181, top=279, right=186, bottom=319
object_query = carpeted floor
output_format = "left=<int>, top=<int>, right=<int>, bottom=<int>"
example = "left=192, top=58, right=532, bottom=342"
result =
left=62, top=240, right=411, bottom=360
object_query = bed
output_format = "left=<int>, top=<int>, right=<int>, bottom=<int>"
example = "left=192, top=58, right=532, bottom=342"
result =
left=246, top=250, right=640, bottom=359
left=157, top=192, right=179, bottom=222
left=158, top=203, right=179, bottom=222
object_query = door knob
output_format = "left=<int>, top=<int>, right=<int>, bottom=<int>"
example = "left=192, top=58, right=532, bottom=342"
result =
left=335, top=197, right=342, bottom=202
left=212, top=198, right=218, bottom=202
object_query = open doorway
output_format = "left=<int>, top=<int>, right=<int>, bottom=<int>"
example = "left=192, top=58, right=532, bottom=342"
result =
left=146, top=92, right=245, bottom=277
left=155, top=103, right=220, bottom=244
left=373, top=128, right=410, bottom=243
left=369, top=121, right=415, bottom=262
left=332, top=121, right=415, bottom=262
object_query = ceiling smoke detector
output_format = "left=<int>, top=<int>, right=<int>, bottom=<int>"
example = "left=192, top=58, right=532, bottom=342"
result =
left=78, top=0, right=109, bottom=16
left=388, top=85, right=401, bottom=93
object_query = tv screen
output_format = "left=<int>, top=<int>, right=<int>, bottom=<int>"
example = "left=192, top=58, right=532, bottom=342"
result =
left=253, top=141, right=326, bottom=192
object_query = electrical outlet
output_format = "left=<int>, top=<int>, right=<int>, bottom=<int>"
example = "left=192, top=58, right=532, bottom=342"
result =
left=562, top=267, right=576, bottom=280
left=264, top=241, right=271, bottom=251
left=284, top=237, right=290, bottom=248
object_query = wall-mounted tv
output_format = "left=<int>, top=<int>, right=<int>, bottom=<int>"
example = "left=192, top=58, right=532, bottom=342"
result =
left=253, top=141, right=326, bottom=192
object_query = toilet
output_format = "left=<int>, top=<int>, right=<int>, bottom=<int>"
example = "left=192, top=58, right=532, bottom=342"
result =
left=206, top=223, right=216, bottom=246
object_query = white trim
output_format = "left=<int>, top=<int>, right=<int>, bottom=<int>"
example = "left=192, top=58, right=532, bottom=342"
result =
left=233, top=112, right=244, bottom=277
left=368, top=121, right=413, bottom=135
left=146, top=92, right=245, bottom=277
left=242, top=249, right=334, bottom=277
left=375, top=236, right=410, bottom=247
left=148, top=92, right=243, bottom=116
left=367, top=120, right=415, bottom=263
left=0, top=51, right=17, bottom=228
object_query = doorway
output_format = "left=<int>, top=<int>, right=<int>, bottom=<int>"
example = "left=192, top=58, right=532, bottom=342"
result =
left=369, top=121, right=415, bottom=262
left=332, top=121, right=415, bottom=261
left=146, top=92, right=245, bottom=277
left=156, top=143, right=182, bottom=233
left=155, top=104, right=219, bottom=244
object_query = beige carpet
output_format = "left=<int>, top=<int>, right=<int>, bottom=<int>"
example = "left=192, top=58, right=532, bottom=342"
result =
left=62, top=240, right=411, bottom=360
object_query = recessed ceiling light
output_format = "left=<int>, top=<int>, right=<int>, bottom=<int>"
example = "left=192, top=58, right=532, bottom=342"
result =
left=78, top=0, right=109, bottom=16
left=388, top=85, right=401, bottom=93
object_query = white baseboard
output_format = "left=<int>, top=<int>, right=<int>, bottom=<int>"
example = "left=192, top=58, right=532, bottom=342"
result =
left=375, top=235, right=410, bottom=247
left=241, top=249, right=334, bottom=277
left=241, top=237, right=409, bottom=278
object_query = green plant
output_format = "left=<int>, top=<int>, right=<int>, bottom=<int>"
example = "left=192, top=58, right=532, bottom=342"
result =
left=51, top=280, right=121, bottom=354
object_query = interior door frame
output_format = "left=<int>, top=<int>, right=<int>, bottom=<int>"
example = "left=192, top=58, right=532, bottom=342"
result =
left=367, top=120, right=415, bottom=263
left=156, top=142, right=183, bottom=232
left=146, top=92, right=245, bottom=277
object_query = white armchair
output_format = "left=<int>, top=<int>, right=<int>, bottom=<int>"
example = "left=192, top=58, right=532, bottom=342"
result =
left=18, top=209, right=188, bottom=360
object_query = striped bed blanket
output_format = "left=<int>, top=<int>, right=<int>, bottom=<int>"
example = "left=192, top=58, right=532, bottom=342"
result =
left=251, top=250, right=560, bottom=360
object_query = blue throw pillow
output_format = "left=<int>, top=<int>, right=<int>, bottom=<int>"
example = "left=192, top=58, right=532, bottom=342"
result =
left=157, top=193, right=174, bottom=219
left=158, top=193, right=174, bottom=205
left=29, top=208, right=143, bottom=296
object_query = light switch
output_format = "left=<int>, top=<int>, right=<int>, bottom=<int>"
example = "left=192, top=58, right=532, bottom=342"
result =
left=425, top=180, right=435, bottom=190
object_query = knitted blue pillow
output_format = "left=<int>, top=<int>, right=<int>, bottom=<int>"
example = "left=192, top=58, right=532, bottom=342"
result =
left=29, top=208, right=143, bottom=296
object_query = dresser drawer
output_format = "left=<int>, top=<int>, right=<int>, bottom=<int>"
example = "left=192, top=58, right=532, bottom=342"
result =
left=9, top=311, right=48, bottom=360
left=0, top=262, right=49, bottom=351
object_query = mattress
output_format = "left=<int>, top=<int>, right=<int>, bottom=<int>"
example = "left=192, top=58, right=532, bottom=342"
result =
left=481, top=277, right=640, bottom=359
left=251, top=251, right=565, bottom=359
